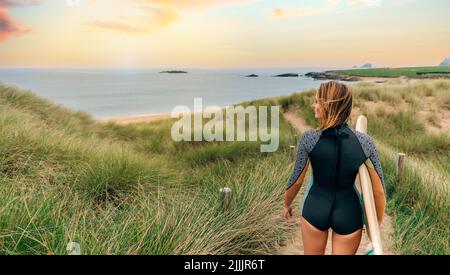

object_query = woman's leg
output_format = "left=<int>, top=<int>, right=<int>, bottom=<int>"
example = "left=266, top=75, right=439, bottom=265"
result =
left=331, top=229, right=363, bottom=255
left=301, top=217, right=329, bottom=255
left=330, top=188, right=364, bottom=255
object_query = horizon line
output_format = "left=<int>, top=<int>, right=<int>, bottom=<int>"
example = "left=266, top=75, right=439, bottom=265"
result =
left=0, top=64, right=445, bottom=70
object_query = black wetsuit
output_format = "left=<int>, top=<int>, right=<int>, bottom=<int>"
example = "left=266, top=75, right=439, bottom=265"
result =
left=287, top=122, right=385, bottom=235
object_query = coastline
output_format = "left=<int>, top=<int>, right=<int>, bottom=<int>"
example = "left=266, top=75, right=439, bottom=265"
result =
left=98, top=77, right=407, bottom=125
left=99, top=108, right=223, bottom=125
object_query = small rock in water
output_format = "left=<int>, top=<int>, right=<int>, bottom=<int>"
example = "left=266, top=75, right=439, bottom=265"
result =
left=160, top=70, right=188, bottom=74
left=274, top=73, right=299, bottom=77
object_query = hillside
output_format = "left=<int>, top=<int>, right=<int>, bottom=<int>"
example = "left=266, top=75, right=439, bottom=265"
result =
left=0, top=83, right=294, bottom=255
left=0, top=79, right=448, bottom=255
left=332, top=66, right=450, bottom=78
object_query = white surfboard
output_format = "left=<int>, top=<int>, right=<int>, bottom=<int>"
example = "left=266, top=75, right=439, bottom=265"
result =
left=355, top=115, right=384, bottom=255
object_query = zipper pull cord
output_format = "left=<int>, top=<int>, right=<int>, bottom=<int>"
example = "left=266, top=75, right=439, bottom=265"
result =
left=333, top=127, right=349, bottom=187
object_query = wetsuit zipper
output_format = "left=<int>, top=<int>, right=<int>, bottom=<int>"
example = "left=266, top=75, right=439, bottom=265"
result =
left=333, top=127, right=343, bottom=188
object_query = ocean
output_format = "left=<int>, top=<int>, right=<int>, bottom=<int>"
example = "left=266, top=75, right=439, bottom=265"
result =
left=0, top=67, right=334, bottom=119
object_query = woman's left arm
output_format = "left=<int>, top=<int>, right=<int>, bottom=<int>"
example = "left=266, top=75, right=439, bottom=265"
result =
left=365, top=137, right=387, bottom=223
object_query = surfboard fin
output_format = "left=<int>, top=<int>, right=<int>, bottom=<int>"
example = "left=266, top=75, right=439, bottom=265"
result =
left=365, top=243, right=375, bottom=256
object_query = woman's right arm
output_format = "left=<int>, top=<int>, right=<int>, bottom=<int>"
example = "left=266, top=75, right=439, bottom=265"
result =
left=285, top=160, right=309, bottom=208
left=284, top=131, right=312, bottom=209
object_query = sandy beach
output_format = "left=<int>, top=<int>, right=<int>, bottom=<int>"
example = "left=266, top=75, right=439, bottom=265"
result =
left=99, top=113, right=172, bottom=125
left=99, top=107, right=226, bottom=125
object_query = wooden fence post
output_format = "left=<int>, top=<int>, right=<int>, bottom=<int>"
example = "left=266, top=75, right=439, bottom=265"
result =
left=67, top=241, right=81, bottom=255
left=396, top=153, right=406, bottom=180
left=290, top=145, right=296, bottom=162
left=219, top=187, right=232, bottom=210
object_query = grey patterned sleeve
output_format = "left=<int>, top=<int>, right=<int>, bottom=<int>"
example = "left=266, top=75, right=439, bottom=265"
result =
left=286, top=130, right=316, bottom=190
left=366, top=136, right=386, bottom=193
left=352, top=129, right=386, bottom=193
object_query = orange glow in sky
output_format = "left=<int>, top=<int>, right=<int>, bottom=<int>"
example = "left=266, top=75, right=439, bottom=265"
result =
left=0, top=0, right=449, bottom=68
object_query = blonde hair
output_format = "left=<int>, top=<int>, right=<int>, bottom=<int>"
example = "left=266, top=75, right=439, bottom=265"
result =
left=316, top=81, right=353, bottom=130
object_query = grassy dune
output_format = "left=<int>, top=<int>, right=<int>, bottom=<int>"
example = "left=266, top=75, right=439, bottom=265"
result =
left=0, top=83, right=296, bottom=255
left=0, top=79, right=448, bottom=255
left=278, top=79, right=450, bottom=255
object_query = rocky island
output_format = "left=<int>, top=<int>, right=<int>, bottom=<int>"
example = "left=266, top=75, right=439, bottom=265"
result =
left=304, top=71, right=360, bottom=81
left=439, top=58, right=450, bottom=67
left=160, top=70, right=188, bottom=74
left=273, top=73, right=299, bottom=77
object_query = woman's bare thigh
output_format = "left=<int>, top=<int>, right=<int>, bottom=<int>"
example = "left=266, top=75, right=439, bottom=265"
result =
left=331, top=229, right=363, bottom=255
left=301, top=217, right=329, bottom=255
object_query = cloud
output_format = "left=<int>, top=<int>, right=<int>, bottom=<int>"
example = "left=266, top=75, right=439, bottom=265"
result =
left=270, top=7, right=322, bottom=19
left=271, top=0, right=418, bottom=20
left=87, top=0, right=254, bottom=33
left=328, top=0, right=417, bottom=8
left=0, top=0, right=40, bottom=6
left=88, top=20, right=147, bottom=33
left=326, top=0, right=380, bottom=7
left=0, top=1, right=39, bottom=42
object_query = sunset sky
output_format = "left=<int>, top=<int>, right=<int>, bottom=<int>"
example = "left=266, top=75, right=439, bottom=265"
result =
left=0, top=0, right=449, bottom=68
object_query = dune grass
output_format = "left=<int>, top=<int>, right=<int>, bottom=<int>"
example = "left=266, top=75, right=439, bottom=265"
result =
left=0, top=83, right=297, bottom=255
left=0, top=79, right=448, bottom=255
left=378, top=143, right=449, bottom=255
left=277, top=79, right=450, bottom=255
left=279, top=80, right=450, bottom=172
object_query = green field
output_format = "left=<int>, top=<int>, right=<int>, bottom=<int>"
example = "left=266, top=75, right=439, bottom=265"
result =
left=333, top=66, right=450, bottom=78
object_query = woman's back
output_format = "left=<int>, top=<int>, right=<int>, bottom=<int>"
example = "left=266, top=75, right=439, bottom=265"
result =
left=286, top=122, right=386, bottom=235
left=283, top=81, right=387, bottom=254
left=287, top=122, right=385, bottom=191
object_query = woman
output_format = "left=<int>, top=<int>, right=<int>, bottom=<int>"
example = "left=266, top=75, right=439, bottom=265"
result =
left=283, top=81, right=386, bottom=255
